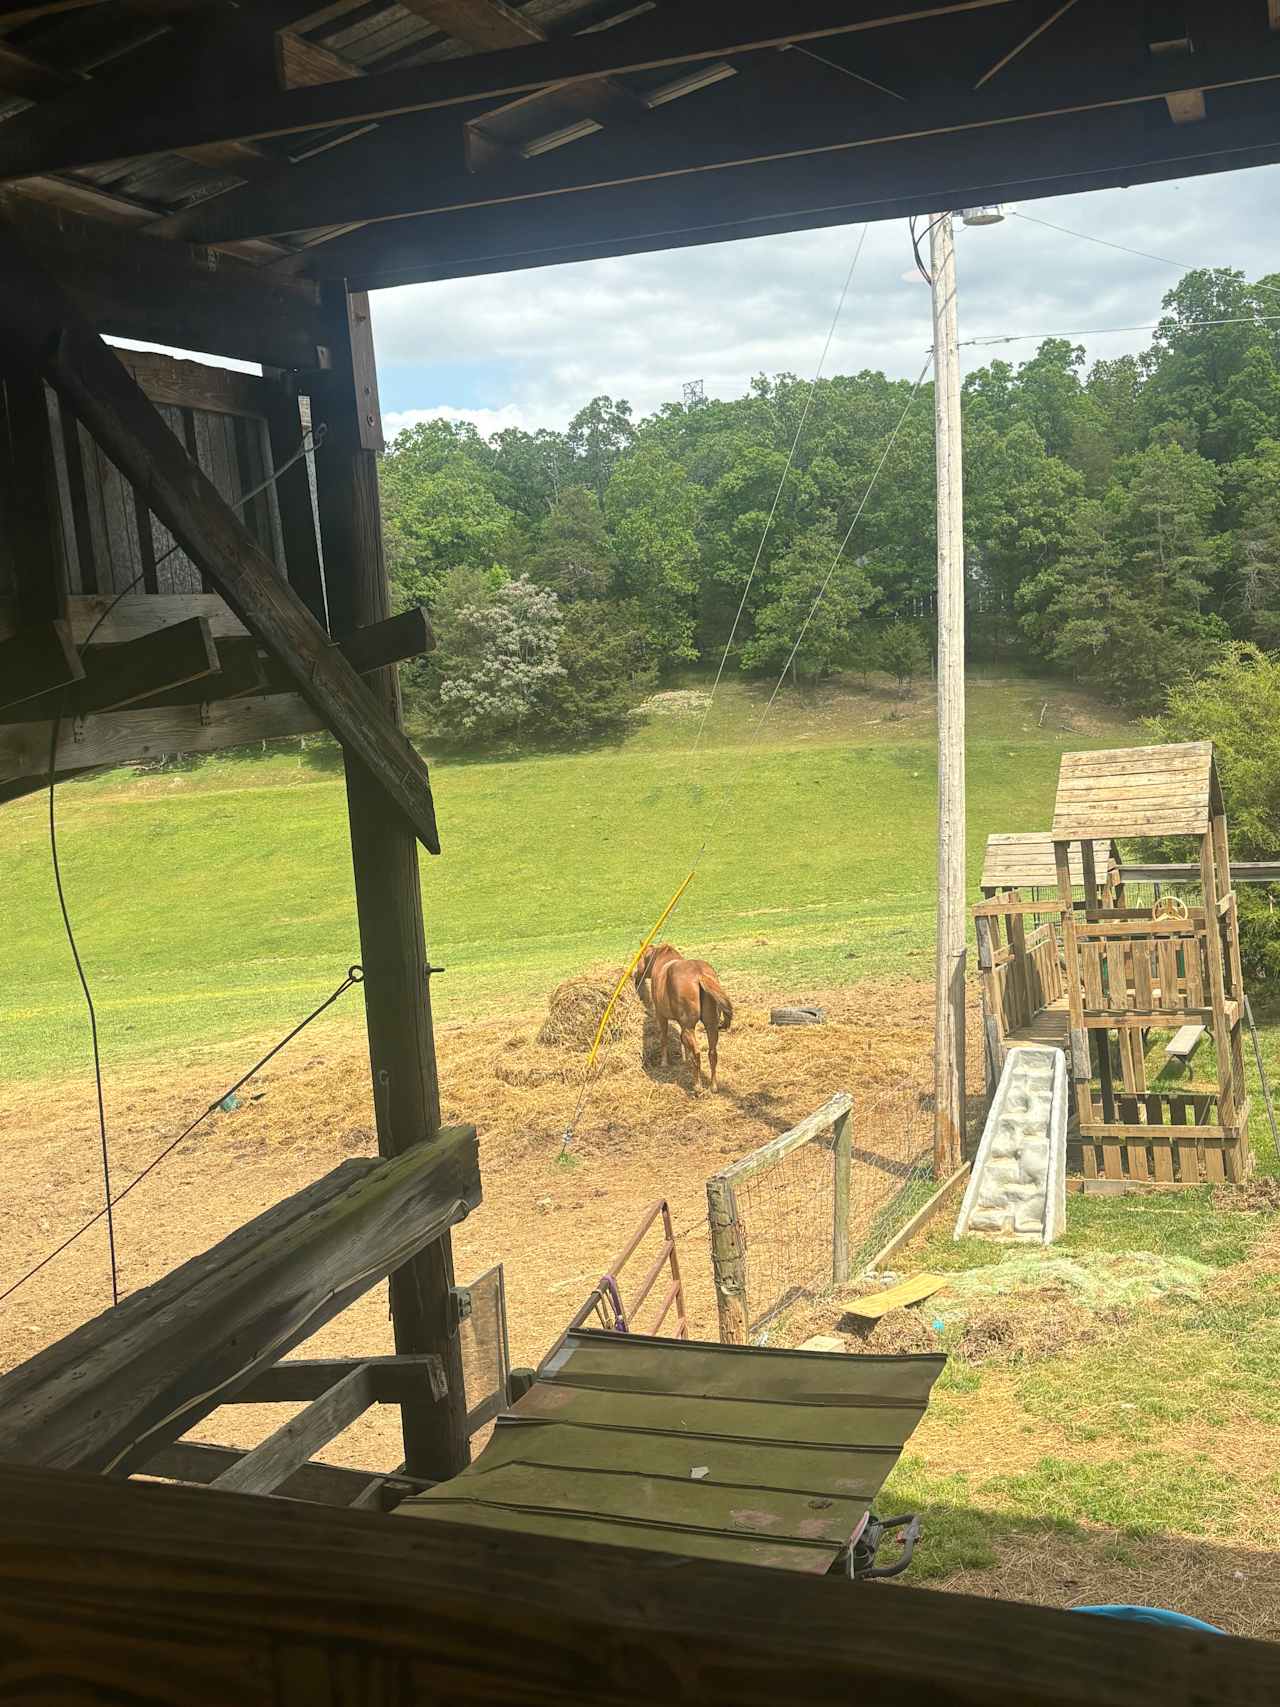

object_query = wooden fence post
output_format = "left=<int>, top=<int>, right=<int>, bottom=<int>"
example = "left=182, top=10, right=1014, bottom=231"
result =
left=705, top=1177, right=748, bottom=1345
left=832, top=1105, right=851, bottom=1287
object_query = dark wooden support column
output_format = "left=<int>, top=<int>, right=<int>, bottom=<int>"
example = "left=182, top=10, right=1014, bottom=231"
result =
left=0, top=367, right=65, bottom=624
left=313, top=285, right=468, bottom=1480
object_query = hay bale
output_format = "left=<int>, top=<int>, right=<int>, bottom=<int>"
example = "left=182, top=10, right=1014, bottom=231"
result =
left=537, top=973, right=644, bottom=1052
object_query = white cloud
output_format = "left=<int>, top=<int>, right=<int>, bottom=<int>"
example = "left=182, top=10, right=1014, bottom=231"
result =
left=383, top=403, right=541, bottom=440
left=368, top=165, right=1280, bottom=437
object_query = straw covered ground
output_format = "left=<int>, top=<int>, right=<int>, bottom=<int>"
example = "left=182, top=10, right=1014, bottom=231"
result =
left=0, top=970, right=972, bottom=1473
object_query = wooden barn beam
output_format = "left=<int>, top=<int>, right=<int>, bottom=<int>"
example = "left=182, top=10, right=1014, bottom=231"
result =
left=0, top=1131, right=480, bottom=1476
left=0, top=199, right=325, bottom=369
left=0, top=620, right=82, bottom=711
left=0, top=0, right=1022, bottom=176
left=310, top=102, right=1280, bottom=289
left=233, top=1353, right=447, bottom=1406
left=401, top=0, right=545, bottom=49
left=75, top=614, right=219, bottom=712
left=170, top=33, right=1280, bottom=244
left=3, top=1463, right=1280, bottom=1706
left=312, top=284, right=469, bottom=1482
left=0, top=224, right=442, bottom=851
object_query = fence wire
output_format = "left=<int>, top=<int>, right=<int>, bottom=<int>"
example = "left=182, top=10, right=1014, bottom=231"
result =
left=721, top=1028, right=986, bottom=1341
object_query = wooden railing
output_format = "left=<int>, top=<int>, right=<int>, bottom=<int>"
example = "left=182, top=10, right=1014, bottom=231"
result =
left=1072, top=916, right=1210, bottom=1019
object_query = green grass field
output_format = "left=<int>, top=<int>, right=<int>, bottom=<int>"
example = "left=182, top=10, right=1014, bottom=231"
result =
left=5, top=669, right=1135, bottom=1079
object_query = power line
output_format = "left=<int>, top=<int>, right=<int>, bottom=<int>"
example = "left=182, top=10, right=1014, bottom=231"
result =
left=690, top=223, right=868, bottom=758
left=1007, top=208, right=1280, bottom=303
left=958, top=312, right=1280, bottom=351
left=0, top=965, right=364, bottom=1308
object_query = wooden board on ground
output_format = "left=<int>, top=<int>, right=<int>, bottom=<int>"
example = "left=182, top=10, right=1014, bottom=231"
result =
left=839, top=1273, right=945, bottom=1323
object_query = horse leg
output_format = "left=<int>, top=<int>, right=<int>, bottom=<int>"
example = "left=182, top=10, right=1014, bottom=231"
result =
left=706, top=1015, right=719, bottom=1089
left=680, top=1026, right=702, bottom=1088
left=657, top=1016, right=670, bottom=1067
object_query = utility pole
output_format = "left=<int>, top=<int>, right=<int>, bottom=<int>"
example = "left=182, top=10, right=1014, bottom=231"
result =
left=930, top=210, right=966, bottom=1179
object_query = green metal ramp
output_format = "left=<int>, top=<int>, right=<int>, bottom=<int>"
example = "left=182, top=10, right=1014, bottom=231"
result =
left=397, top=1329, right=944, bottom=1574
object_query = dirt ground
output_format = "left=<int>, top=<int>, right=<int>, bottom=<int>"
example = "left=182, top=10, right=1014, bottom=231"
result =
left=0, top=973, right=974, bottom=1474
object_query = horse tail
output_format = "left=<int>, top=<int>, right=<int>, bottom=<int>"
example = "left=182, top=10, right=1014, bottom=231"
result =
left=700, top=976, right=733, bottom=1031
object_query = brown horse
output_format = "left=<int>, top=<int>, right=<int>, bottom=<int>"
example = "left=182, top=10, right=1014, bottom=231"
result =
left=633, top=943, right=733, bottom=1089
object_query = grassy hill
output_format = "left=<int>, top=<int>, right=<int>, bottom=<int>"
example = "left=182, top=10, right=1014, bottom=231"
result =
left=4, top=670, right=1133, bottom=1079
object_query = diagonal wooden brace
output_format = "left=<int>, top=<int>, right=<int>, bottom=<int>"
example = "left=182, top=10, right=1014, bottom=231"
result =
left=0, top=221, right=440, bottom=852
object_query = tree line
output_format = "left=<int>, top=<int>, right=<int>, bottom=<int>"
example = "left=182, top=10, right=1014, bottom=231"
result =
left=378, top=266, right=1280, bottom=745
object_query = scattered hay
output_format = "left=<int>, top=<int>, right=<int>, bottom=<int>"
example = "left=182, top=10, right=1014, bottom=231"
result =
left=941, top=1249, right=1215, bottom=1312
left=784, top=1288, right=1129, bottom=1367
left=1212, top=1177, right=1280, bottom=1214
left=537, top=973, right=645, bottom=1052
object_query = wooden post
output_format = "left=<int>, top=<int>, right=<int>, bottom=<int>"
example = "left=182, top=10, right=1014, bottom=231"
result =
left=831, top=1104, right=851, bottom=1287
left=313, top=286, right=468, bottom=1480
left=930, top=210, right=966, bottom=1179
left=706, top=1177, right=748, bottom=1345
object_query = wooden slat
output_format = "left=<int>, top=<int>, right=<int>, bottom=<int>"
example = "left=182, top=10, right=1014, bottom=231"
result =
left=139, top=1438, right=426, bottom=1509
left=1082, top=942, right=1104, bottom=1012
left=1131, top=942, right=1153, bottom=1010
left=42, top=616, right=219, bottom=716
left=0, top=695, right=324, bottom=788
left=1104, top=940, right=1127, bottom=1011
left=839, top=1273, right=945, bottom=1322
left=1080, top=1121, right=1227, bottom=1140
left=1157, top=939, right=1180, bottom=1010
left=980, top=833, right=1116, bottom=890
left=210, top=1366, right=376, bottom=1496
left=0, top=1129, right=480, bottom=1475
left=234, top=1354, right=447, bottom=1406
left=115, top=350, right=269, bottom=420
left=0, top=229, right=442, bottom=853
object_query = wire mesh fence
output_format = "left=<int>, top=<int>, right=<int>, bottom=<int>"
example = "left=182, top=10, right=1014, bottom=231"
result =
left=728, top=1119, right=842, bottom=1341
left=706, top=1032, right=987, bottom=1343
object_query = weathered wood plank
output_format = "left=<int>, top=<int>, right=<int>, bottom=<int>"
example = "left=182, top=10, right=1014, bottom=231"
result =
left=715, top=1092, right=852, bottom=1185
left=65, top=616, right=219, bottom=715
left=4, top=1463, right=1279, bottom=1706
left=1080, top=1121, right=1227, bottom=1140
left=115, top=349, right=269, bottom=420
left=234, top=1354, right=446, bottom=1406
left=0, top=1129, right=480, bottom=1476
left=210, top=1366, right=376, bottom=1496
left=138, top=1438, right=426, bottom=1509
left=0, top=694, right=324, bottom=787
left=0, top=227, right=442, bottom=852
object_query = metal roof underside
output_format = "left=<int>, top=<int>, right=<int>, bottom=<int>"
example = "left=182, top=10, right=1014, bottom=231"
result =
left=396, top=1328, right=945, bottom=1571
left=0, top=0, right=1277, bottom=296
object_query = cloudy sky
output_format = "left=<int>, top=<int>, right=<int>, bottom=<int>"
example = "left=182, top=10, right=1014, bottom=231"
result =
left=368, top=163, right=1280, bottom=441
